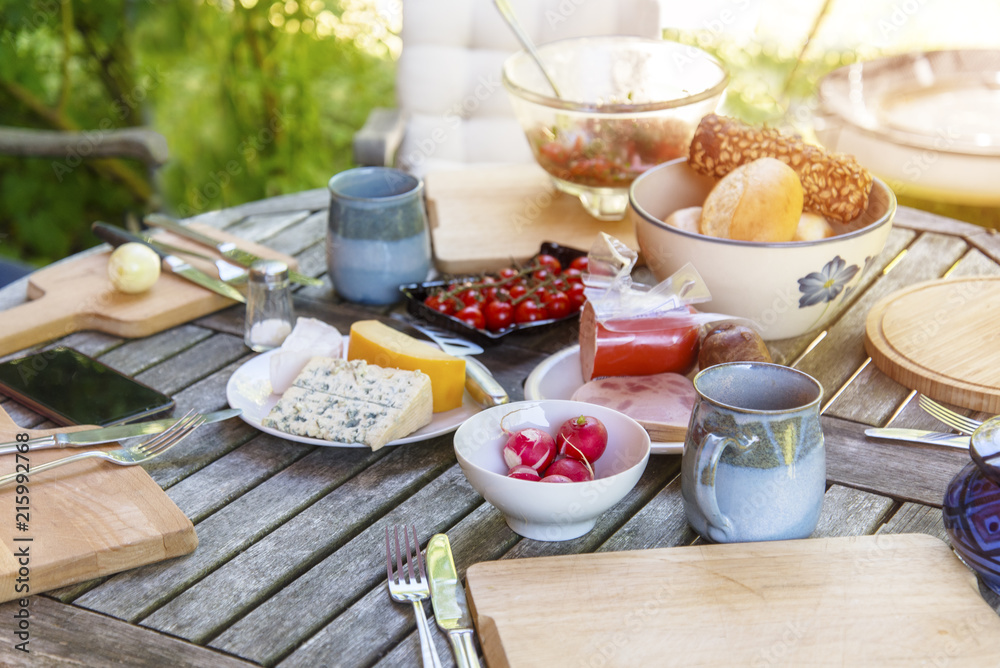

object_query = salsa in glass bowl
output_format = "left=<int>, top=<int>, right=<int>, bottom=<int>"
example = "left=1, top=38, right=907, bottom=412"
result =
left=503, top=37, right=728, bottom=221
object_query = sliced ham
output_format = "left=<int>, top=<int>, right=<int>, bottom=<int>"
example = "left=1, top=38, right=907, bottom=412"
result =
left=578, top=301, right=700, bottom=381
left=571, top=372, right=696, bottom=442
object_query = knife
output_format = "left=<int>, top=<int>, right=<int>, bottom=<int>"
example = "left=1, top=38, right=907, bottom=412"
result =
left=426, top=534, right=481, bottom=668
left=865, top=428, right=970, bottom=449
left=145, top=213, right=323, bottom=287
left=0, top=408, right=242, bottom=455
left=92, top=222, right=247, bottom=303
left=390, top=318, right=509, bottom=409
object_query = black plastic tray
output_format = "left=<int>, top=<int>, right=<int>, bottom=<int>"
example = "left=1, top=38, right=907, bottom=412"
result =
left=400, top=242, right=587, bottom=346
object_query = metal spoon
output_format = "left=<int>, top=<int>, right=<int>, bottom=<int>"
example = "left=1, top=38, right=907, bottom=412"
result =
left=493, top=0, right=562, bottom=98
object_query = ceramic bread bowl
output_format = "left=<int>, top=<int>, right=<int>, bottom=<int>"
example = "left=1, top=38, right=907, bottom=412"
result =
left=629, top=158, right=896, bottom=340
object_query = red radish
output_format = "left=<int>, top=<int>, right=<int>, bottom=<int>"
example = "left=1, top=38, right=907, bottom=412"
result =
left=502, top=428, right=557, bottom=471
left=544, top=456, right=594, bottom=482
left=507, top=465, right=541, bottom=481
left=540, top=474, right=573, bottom=483
left=556, top=415, right=608, bottom=464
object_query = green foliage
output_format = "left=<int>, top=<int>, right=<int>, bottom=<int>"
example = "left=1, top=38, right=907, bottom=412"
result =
left=0, top=0, right=395, bottom=267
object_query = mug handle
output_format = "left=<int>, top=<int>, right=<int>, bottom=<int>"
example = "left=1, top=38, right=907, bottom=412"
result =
left=695, top=433, right=752, bottom=542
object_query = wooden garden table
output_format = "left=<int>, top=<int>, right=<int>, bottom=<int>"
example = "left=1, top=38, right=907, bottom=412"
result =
left=1, top=188, right=999, bottom=667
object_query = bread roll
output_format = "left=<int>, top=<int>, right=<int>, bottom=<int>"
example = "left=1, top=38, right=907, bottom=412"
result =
left=699, top=157, right=803, bottom=242
left=664, top=206, right=702, bottom=234
left=793, top=212, right=835, bottom=241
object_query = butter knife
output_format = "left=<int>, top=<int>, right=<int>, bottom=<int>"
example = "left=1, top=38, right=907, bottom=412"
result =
left=145, top=213, right=322, bottom=287
left=865, top=428, right=970, bottom=449
left=92, top=222, right=247, bottom=303
left=426, top=534, right=481, bottom=668
left=0, top=408, right=241, bottom=455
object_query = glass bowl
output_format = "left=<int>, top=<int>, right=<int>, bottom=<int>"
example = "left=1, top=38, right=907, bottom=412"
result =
left=502, top=36, right=728, bottom=221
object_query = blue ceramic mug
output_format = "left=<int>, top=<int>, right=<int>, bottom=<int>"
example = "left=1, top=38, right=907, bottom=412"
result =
left=681, top=362, right=826, bottom=543
left=326, top=167, right=432, bottom=305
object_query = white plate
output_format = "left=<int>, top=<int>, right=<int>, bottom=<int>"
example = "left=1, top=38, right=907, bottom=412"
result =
left=523, top=345, right=684, bottom=455
left=226, top=348, right=480, bottom=448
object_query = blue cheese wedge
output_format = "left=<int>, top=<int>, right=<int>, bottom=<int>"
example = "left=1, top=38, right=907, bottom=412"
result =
left=262, top=357, right=432, bottom=450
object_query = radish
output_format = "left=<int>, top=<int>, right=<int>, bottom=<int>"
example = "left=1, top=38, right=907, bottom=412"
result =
left=540, top=474, right=573, bottom=483
left=502, top=428, right=557, bottom=471
left=507, top=465, right=541, bottom=481
left=556, top=415, right=608, bottom=464
left=544, top=456, right=594, bottom=482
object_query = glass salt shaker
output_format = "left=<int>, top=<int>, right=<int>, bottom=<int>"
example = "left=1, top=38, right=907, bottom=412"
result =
left=244, top=259, right=294, bottom=352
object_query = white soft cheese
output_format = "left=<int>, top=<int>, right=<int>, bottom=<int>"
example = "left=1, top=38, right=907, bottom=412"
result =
left=269, top=317, right=344, bottom=394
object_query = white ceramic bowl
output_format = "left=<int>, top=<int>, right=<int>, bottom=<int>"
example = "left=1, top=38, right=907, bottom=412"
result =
left=453, top=400, right=650, bottom=541
left=630, top=159, right=896, bottom=340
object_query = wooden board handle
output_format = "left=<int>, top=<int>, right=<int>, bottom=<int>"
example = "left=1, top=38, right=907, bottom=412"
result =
left=0, top=295, right=77, bottom=358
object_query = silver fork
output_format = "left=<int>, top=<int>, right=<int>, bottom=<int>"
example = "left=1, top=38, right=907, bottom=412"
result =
left=917, top=394, right=984, bottom=435
left=386, top=525, right=443, bottom=668
left=0, top=410, right=205, bottom=488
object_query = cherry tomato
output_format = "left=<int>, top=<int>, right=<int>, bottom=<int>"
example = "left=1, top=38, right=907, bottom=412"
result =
left=515, top=299, right=545, bottom=324
left=509, top=284, right=528, bottom=300
left=532, top=268, right=552, bottom=283
left=534, top=254, right=562, bottom=275
left=545, top=291, right=571, bottom=319
left=563, top=268, right=584, bottom=284
left=534, top=287, right=552, bottom=304
left=551, top=277, right=569, bottom=293
left=485, top=300, right=514, bottom=332
left=456, top=305, right=485, bottom=330
left=424, top=294, right=456, bottom=316
left=458, top=288, right=481, bottom=307
left=499, top=268, right=518, bottom=281
left=567, top=282, right=586, bottom=311
left=570, top=256, right=589, bottom=272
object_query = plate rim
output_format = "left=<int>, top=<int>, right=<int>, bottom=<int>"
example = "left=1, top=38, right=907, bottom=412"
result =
left=523, top=344, right=685, bottom=455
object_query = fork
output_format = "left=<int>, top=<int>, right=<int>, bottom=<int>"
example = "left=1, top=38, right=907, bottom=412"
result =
left=0, top=410, right=205, bottom=489
left=386, top=525, right=443, bottom=668
left=917, top=395, right=984, bottom=435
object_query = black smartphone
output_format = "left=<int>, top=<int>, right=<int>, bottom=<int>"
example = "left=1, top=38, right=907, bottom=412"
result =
left=0, top=347, right=175, bottom=426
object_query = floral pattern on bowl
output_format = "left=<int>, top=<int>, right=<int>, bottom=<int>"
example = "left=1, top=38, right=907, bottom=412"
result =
left=797, top=256, right=860, bottom=308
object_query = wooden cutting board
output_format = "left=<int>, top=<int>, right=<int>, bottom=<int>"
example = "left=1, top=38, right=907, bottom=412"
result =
left=0, top=404, right=197, bottom=603
left=466, top=534, right=1000, bottom=667
left=424, top=164, right=638, bottom=273
left=0, top=224, right=299, bottom=357
left=864, top=277, right=1000, bottom=413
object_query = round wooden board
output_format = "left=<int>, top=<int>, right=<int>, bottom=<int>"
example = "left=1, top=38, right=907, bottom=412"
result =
left=864, top=277, right=1000, bottom=413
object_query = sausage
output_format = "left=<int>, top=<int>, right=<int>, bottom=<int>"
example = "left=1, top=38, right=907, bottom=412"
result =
left=579, top=301, right=700, bottom=380
left=698, top=321, right=772, bottom=370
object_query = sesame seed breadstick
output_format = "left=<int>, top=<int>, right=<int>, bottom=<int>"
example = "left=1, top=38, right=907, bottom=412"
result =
left=688, top=114, right=873, bottom=222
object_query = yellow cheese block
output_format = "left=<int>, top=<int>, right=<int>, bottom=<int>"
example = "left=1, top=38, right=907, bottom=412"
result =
left=347, top=320, right=466, bottom=413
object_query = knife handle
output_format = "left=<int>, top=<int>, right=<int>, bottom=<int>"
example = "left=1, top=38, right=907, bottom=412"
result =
left=464, top=357, right=509, bottom=408
left=448, top=630, right=481, bottom=668
left=0, top=436, right=56, bottom=456
left=92, top=222, right=168, bottom=259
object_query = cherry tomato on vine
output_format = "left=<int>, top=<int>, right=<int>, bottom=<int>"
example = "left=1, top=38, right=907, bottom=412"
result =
left=456, top=305, right=485, bottom=330
left=515, top=299, right=545, bottom=324
left=458, top=288, right=481, bottom=307
left=563, top=268, right=584, bottom=284
left=545, top=291, right=571, bottom=319
left=570, top=256, right=589, bottom=272
left=424, top=294, right=456, bottom=315
left=534, top=254, right=562, bottom=275
left=532, top=268, right=552, bottom=283
left=509, top=284, right=528, bottom=300
left=567, top=282, right=587, bottom=310
left=485, top=300, right=514, bottom=331
left=499, top=268, right=518, bottom=280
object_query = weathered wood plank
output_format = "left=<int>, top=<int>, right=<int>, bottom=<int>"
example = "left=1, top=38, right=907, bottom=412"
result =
left=893, top=205, right=990, bottom=238
left=768, top=226, right=916, bottom=366
left=827, top=245, right=1000, bottom=426
left=878, top=502, right=947, bottom=540
left=0, top=399, right=47, bottom=429
left=184, top=188, right=328, bottom=230
left=226, top=211, right=312, bottom=242
left=797, top=232, right=968, bottom=406
left=135, top=333, right=249, bottom=396
left=598, top=475, right=698, bottom=553
left=139, top=438, right=457, bottom=643
left=967, top=229, right=1000, bottom=266
left=0, top=597, right=257, bottom=668
left=256, top=211, right=326, bottom=257
left=823, top=414, right=967, bottom=506
left=97, top=324, right=213, bottom=375
left=211, top=465, right=482, bottom=665
left=72, top=444, right=385, bottom=618
left=811, top=484, right=895, bottom=537
left=165, top=434, right=313, bottom=523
